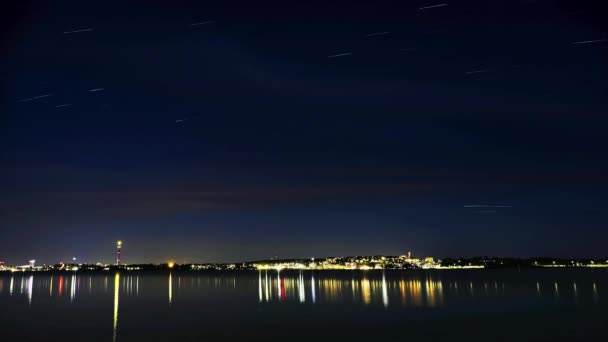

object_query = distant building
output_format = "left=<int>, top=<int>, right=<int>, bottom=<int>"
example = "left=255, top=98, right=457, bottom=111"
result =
left=116, top=241, right=122, bottom=265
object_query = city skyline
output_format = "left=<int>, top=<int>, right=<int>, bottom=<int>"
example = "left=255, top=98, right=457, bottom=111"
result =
left=1, top=239, right=607, bottom=268
left=1, top=0, right=608, bottom=263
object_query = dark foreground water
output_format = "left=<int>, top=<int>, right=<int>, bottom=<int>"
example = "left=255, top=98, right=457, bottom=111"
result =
left=0, top=269, right=606, bottom=341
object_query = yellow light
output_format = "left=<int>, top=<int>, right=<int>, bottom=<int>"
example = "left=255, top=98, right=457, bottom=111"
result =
left=168, top=272, right=173, bottom=305
left=117, top=241, right=122, bottom=247
left=113, top=272, right=120, bottom=342
left=168, top=262, right=175, bottom=269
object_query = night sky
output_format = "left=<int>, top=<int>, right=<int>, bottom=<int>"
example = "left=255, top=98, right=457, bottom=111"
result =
left=1, top=0, right=607, bottom=265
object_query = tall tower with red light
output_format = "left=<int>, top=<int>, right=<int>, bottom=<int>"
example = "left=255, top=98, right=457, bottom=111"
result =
left=116, top=240, right=122, bottom=266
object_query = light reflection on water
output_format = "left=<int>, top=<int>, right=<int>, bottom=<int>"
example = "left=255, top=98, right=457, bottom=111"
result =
left=168, top=272, right=172, bottom=305
left=0, top=271, right=604, bottom=309
left=70, top=274, right=76, bottom=303
left=298, top=271, right=306, bottom=303
left=26, top=275, right=33, bottom=307
left=0, top=270, right=606, bottom=341
left=255, top=272, right=453, bottom=307
left=381, top=272, right=389, bottom=308
left=311, top=274, right=316, bottom=303
left=593, top=282, right=599, bottom=303
left=113, top=273, right=119, bottom=342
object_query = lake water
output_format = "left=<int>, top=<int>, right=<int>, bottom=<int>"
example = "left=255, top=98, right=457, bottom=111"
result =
left=0, top=269, right=606, bottom=341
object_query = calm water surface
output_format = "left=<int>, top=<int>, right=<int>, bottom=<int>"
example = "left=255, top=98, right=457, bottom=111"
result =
left=0, top=269, right=606, bottom=341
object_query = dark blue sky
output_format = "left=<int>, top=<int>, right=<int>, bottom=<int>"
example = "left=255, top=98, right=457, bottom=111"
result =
left=1, top=0, right=607, bottom=264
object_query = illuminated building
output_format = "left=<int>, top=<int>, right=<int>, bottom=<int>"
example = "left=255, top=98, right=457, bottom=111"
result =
left=116, top=241, right=122, bottom=266
left=29, top=260, right=36, bottom=268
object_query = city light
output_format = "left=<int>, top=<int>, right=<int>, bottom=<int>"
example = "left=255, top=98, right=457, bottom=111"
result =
left=0, top=254, right=606, bottom=273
